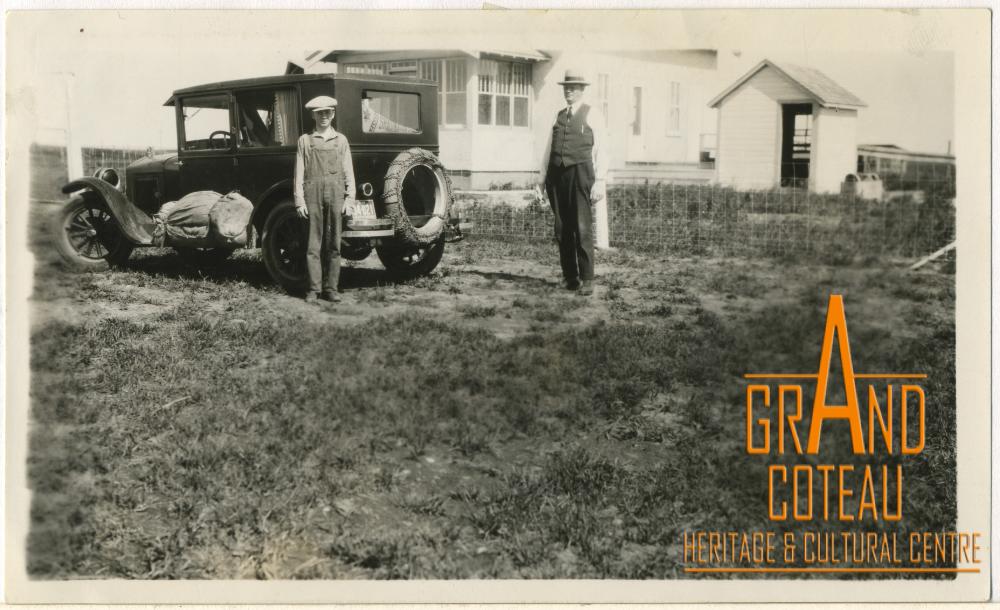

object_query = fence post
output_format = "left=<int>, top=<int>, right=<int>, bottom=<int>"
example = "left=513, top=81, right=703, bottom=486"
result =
left=594, top=182, right=610, bottom=250
left=63, top=74, right=84, bottom=179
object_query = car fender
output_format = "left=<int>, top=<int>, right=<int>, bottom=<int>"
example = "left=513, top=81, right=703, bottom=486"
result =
left=250, top=179, right=294, bottom=232
left=61, top=177, right=156, bottom=245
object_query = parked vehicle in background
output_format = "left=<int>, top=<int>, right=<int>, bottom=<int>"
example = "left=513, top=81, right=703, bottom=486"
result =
left=54, top=73, right=469, bottom=290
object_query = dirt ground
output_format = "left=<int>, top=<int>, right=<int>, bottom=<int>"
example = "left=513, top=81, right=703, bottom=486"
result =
left=24, top=201, right=957, bottom=579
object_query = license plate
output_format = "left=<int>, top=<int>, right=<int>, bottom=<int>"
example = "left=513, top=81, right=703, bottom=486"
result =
left=353, top=200, right=376, bottom=219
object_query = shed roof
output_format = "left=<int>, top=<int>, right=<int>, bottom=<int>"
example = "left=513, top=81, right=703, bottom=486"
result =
left=709, top=59, right=866, bottom=109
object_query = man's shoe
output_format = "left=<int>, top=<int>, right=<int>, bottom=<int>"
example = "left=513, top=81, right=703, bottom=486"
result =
left=304, top=292, right=319, bottom=303
left=321, top=290, right=342, bottom=303
left=577, top=280, right=594, bottom=296
left=564, top=279, right=580, bottom=290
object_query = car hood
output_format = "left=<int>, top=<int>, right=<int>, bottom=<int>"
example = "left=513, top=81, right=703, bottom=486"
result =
left=127, top=152, right=179, bottom=174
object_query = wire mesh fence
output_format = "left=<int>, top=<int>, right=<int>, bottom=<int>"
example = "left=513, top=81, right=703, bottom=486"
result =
left=30, top=144, right=173, bottom=202
left=455, top=179, right=956, bottom=263
left=32, top=143, right=955, bottom=263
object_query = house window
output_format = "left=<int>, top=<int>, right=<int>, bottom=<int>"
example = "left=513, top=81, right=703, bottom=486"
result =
left=631, top=87, right=642, bottom=136
left=477, top=59, right=531, bottom=127
left=419, top=58, right=467, bottom=127
left=344, top=63, right=388, bottom=75
left=597, top=73, right=610, bottom=128
left=344, top=60, right=416, bottom=76
left=667, top=81, right=681, bottom=135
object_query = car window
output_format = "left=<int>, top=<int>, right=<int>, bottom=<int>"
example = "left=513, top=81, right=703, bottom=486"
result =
left=362, top=90, right=420, bottom=134
left=181, top=94, right=232, bottom=151
left=235, top=88, right=300, bottom=148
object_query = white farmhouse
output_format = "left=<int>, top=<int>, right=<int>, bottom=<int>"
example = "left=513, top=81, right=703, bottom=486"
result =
left=709, top=59, right=866, bottom=193
left=288, top=49, right=721, bottom=189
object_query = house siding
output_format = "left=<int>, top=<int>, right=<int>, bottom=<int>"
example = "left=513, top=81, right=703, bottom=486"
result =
left=534, top=51, right=720, bottom=175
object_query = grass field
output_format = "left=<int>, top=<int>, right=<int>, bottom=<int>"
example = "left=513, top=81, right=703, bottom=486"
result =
left=26, top=201, right=956, bottom=579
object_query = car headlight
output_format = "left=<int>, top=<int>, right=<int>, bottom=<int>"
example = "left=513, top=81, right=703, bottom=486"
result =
left=93, top=167, right=123, bottom=191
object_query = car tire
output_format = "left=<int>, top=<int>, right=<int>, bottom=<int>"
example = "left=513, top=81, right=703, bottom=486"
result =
left=376, top=237, right=446, bottom=280
left=53, top=196, right=134, bottom=270
left=382, top=148, right=453, bottom=247
left=261, top=200, right=309, bottom=293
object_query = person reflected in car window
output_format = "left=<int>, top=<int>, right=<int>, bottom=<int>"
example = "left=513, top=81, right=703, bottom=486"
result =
left=362, top=94, right=417, bottom=134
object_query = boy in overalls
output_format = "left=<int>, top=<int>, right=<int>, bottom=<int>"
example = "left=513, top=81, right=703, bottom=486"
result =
left=294, top=95, right=356, bottom=303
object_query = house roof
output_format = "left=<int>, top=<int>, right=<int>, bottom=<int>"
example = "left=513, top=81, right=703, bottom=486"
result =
left=708, top=59, right=866, bottom=109
left=287, top=49, right=549, bottom=73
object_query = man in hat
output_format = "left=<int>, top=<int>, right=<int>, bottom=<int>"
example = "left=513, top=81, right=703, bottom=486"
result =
left=294, top=95, right=356, bottom=303
left=538, top=69, right=608, bottom=296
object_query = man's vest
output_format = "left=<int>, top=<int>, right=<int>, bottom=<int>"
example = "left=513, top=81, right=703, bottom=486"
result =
left=550, top=104, right=594, bottom=167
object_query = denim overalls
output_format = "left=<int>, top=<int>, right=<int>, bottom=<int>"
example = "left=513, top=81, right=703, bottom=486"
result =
left=302, top=133, right=347, bottom=294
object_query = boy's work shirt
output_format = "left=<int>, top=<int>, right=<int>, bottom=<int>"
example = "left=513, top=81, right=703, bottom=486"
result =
left=293, top=129, right=356, bottom=209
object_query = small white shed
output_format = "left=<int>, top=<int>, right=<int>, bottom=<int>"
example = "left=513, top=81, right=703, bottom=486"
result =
left=708, top=60, right=866, bottom=193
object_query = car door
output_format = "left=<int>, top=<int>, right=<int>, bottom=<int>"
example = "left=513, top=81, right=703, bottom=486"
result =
left=233, top=86, right=300, bottom=204
left=177, top=92, right=237, bottom=196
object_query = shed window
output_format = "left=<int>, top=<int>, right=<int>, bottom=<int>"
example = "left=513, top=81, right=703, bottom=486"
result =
left=793, top=113, right=812, bottom=160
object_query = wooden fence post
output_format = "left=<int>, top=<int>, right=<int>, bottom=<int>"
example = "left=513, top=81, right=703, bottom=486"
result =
left=594, top=182, right=610, bottom=250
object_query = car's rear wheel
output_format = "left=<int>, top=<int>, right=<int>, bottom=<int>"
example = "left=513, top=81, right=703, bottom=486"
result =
left=376, top=237, right=446, bottom=280
left=54, top=196, right=134, bottom=270
left=261, top=201, right=308, bottom=293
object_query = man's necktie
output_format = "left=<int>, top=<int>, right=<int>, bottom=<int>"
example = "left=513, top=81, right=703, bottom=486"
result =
left=566, top=106, right=573, bottom=120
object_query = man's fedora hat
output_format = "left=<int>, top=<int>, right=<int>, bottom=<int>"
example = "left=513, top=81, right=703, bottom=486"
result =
left=557, top=69, right=591, bottom=87
left=305, top=95, right=338, bottom=111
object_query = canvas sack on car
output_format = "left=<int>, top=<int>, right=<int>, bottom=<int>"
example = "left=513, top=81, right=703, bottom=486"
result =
left=152, top=191, right=252, bottom=248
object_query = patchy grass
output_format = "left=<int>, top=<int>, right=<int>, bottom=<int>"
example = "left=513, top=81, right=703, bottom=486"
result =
left=25, top=203, right=956, bottom=579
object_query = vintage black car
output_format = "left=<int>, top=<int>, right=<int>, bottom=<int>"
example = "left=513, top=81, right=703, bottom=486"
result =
left=55, top=73, right=467, bottom=289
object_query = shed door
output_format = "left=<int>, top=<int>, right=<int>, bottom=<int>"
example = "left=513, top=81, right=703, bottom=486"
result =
left=780, top=103, right=812, bottom=188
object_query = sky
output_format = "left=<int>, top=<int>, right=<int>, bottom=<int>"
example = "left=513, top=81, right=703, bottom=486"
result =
left=10, top=10, right=959, bottom=155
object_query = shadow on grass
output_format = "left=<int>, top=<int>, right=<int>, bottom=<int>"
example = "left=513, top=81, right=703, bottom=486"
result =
left=462, top=269, right=556, bottom=288
left=124, top=249, right=417, bottom=293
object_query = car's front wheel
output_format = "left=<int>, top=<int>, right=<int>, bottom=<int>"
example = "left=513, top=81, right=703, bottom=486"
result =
left=54, top=196, right=134, bottom=270
left=261, top=201, right=309, bottom=293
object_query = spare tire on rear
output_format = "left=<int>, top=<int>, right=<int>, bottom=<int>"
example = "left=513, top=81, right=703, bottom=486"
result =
left=382, top=148, right=453, bottom=246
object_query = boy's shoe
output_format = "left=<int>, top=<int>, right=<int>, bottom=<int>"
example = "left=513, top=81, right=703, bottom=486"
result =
left=577, top=280, right=594, bottom=296
left=304, top=292, right=319, bottom=303
left=321, top=290, right=342, bottom=303
left=564, top=278, right=580, bottom=290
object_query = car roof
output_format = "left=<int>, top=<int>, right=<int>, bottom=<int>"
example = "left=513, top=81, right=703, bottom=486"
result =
left=163, top=73, right=437, bottom=106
